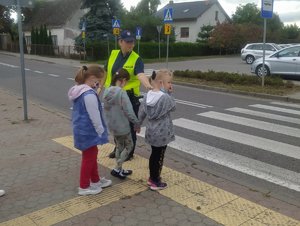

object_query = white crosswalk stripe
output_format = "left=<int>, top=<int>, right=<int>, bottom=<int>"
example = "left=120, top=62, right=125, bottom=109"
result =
left=137, top=102, right=300, bottom=191
left=198, top=111, right=300, bottom=138
left=138, top=128, right=300, bottom=192
left=270, top=101, right=300, bottom=109
left=227, top=107, right=300, bottom=125
left=173, top=118, right=300, bottom=160
left=250, top=104, right=300, bottom=115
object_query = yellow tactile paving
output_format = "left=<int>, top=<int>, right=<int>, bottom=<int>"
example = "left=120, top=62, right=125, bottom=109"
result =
left=0, top=216, right=36, bottom=226
left=254, top=209, right=300, bottom=226
left=182, top=194, right=222, bottom=214
left=1, top=135, right=299, bottom=226
left=28, top=205, right=72, bottom=226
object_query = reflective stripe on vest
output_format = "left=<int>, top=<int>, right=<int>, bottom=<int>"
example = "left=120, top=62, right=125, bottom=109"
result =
left=105, top=50, right=141, bottom=96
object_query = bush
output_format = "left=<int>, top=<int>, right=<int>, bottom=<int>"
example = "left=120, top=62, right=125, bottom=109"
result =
left=85, top=41, right=219, bottom=60
left=173, top=70, right=285, bottom=87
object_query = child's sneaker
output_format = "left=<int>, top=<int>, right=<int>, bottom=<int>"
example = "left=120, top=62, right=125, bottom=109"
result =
left=111, top=169, right=126, bottom=179
left=147, top=178, right=153, bottom=186
left=122, top=169, right=132, bottom=176
left=78, top=186, right=102, bottom=196
left=90, top=177, right=112, bottom=189
left=0, top=190, right=5, bottom=197
left=149, top=180, right=168, bottom=191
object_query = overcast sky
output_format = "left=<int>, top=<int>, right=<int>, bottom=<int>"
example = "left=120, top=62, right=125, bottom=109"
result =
left=121, top=0, right=300, bottom=26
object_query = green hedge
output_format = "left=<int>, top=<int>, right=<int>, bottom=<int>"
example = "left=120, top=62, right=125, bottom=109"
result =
left=86, top=41, right=218, bottom=60
left=173, top=70, right=285, bottom=87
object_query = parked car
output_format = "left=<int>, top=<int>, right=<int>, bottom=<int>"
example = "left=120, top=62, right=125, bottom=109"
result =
left=251, top=45, right=300, bottom=77
left=241, top=43, right=281, bottom=64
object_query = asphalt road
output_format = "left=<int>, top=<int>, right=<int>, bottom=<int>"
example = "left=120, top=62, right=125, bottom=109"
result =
left=1, top=53, right=299, bottom=206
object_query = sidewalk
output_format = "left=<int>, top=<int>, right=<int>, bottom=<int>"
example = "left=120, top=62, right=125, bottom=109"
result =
left=1, top=90, right=300, bottom=224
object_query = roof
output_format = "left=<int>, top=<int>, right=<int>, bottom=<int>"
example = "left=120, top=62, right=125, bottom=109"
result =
left=24, top=0, right=82, bottom=30
left=156, top=0, right=229, bottom=21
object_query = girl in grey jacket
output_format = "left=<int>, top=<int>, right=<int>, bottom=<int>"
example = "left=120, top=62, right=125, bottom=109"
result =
left=103, top=68, right=140, bottom=179
left=138, top=69, right=176, bottom=190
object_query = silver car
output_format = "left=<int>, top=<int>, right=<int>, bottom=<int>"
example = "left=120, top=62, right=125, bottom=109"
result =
left=251, top=45, right=300, bottom=77
left=241, top=43, right=281, bottom=64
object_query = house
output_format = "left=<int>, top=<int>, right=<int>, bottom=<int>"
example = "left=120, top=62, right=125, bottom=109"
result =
left=156, top=0, right=230, bottom=43
left=23, top=0, right=85, bottom=47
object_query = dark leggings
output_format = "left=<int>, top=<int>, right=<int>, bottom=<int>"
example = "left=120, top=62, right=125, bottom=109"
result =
left=149, top=145, right=167, bottom=182
left=127, top=91, right=140, bottom=156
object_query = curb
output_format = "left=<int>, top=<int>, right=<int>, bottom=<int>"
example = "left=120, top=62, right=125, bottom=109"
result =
left=173, top=81, right=300, bottom=104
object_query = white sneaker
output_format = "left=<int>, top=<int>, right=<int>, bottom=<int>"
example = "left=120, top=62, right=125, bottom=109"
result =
left=0, top=190, right=5, bottom=197
left=90, top=177, right=112, bottom=189
left=78, top=186, right=102, bottom=196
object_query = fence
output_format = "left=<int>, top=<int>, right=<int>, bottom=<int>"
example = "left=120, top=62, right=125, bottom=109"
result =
left=0, top=43, right=89, bottom=60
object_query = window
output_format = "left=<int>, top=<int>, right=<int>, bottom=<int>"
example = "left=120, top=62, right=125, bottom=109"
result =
left=51, top=35, right=58, bottom=46
left=278, top=47, right=300, bottom=57
left=180, top=27, right=189, bottom=38
left=215, top=11, right=219, bottom=21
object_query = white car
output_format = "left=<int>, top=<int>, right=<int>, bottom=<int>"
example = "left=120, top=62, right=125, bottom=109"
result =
left=251, top=45, right=300, bottom=77
left=241, top=43, right=281, bottom=64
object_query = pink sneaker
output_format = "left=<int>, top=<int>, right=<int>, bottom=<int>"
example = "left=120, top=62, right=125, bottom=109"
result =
left=149, top=180, right=167, bottom=191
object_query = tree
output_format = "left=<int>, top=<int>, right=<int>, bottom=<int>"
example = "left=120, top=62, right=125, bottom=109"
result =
left=135, top=0, right=160, bottom=15
left=197, top=25, right=214, bottom=43
left=208, top=22, right=241, bottom=54
left=77, top=0, right=125, bottom=43
left=0, top=5, right=14, bottom=39
left=281, top=24, right=300, bottom=43
left=232, top=3, right=261, bottom=25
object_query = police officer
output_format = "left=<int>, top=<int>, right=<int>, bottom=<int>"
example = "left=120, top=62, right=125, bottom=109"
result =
left=104, top=29, right=152, bottom=160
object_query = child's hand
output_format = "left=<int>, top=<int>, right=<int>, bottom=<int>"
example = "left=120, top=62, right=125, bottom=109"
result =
left=134, top=126, right=141, bottom=133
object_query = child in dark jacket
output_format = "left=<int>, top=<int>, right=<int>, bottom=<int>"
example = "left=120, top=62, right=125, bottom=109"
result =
left=68, top=65, right=112, bottom=196
left=138, top=69, right=176, bottom=190
left=103, top=68, right=140, bottom=179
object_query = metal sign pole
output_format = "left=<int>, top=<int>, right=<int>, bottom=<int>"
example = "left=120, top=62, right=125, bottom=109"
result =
left=166, top=35, right=169, bottom=68
left=17, top=0, right=28, bottom=120
left=115, top=36, right=117, bottom=49
left=159, top=32, right=161, bottom=60
left=137, top=39, right=140, bottom=55
left=262, top=18, right=267, bottom=87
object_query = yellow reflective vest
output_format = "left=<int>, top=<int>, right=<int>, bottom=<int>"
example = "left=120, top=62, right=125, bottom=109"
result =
left=105, top=50, right=141, bottom=95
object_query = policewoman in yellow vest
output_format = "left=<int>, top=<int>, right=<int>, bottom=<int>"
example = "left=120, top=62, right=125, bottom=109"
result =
left=104, top=30, right=153, bottom=160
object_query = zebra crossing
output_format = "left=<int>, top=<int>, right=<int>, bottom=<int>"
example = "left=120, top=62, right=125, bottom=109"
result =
left=138, top=101, right=300, bottom=192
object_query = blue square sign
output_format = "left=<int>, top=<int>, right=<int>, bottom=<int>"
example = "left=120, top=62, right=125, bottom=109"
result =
left=163, top=8, right=173, bottom=23
left=261, top=0, right=274, bottom=19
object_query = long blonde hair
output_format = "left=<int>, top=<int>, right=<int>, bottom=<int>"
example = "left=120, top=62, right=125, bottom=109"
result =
left=75, top=65, right=105, bottom=84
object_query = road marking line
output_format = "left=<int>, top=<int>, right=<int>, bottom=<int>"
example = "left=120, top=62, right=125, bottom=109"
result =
left=67, top=78, right=75, bottom=81
left=2, top=136, right=298, bottom=226
left=0, top=62, right=19, bottom=68
left=227, top=107, right=300, bottom=125
left=270, top=101, right=300, bottom=109
left=175, top=99, right=212, bottom=108
left=198, top=111, right=300, bottom=138
left=250, top=104, right=300, bottom=115
left=140, top=92, right=212, bottom=108
left=48, top=74, right=60, bottom=78
left=25, top=68, right=31, bottom=71
left=138, top=128, right=300, bottom=192
left=173, top=118, right=300, bottom=160
left=33, top=70, right=44, bottom=74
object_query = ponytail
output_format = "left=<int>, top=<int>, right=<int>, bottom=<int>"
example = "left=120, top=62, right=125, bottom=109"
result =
left=75, top=65, right=105, bottom=84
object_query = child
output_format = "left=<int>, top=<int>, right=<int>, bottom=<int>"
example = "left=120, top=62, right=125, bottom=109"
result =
left=68, top=65, right=112, bottom=196
left=103, top=68, right=140, bottom=179
left=138, top=69, right=176, bottom=190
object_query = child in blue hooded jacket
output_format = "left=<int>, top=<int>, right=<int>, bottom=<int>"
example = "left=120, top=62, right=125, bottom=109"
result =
left=68, top=65, right=112, bottom=196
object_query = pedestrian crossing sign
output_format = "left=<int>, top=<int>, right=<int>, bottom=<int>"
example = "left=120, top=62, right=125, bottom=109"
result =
left=163, top=8, right=173, bottom=23
left=112, top=19, right=121, bottom=28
